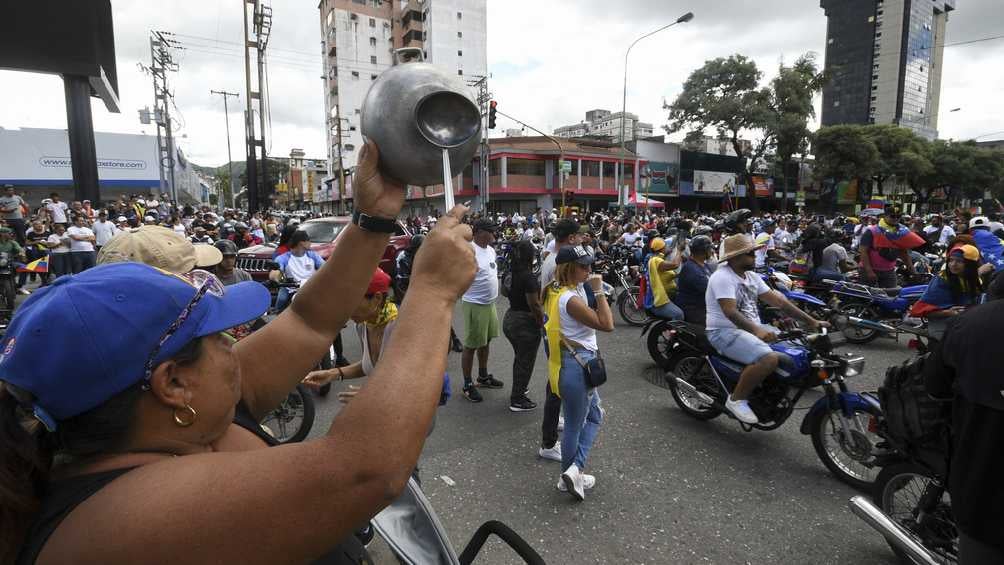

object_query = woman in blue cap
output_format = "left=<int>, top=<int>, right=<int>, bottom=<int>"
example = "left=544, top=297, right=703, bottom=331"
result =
left=0, top=141, right=477, bottom=565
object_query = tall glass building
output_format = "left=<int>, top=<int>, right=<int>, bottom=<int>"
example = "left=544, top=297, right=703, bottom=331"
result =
left=820, top=0, right=956, bottom=140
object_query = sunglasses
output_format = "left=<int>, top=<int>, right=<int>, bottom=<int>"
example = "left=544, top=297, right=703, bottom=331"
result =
left=142, top=270, right=226, bottom=384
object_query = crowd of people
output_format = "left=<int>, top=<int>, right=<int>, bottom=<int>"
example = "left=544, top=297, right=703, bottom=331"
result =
left=1, top=141, right=1002, bottom=562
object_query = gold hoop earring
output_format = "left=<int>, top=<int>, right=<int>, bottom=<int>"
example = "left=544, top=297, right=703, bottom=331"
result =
left=173, top=404, right=198, bottom=427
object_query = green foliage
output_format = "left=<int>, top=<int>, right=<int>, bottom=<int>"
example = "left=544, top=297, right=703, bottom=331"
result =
left=812, top=125, right=879, bottom=182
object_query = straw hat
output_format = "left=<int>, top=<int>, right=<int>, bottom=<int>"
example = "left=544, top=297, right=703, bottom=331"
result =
left=719, top=234, right=765, bottom=261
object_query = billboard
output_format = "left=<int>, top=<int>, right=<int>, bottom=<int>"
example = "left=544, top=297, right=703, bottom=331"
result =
left=751, top=175, right=772, bottom=198
left=693, top=170, right=736, bottom=194
left=644, top=162, right=679, bottom=195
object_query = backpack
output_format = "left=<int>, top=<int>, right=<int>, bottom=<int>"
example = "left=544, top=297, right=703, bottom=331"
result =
left=878, top=353, right=950, bottom=453
left=789, top=247, right=813, bottom=276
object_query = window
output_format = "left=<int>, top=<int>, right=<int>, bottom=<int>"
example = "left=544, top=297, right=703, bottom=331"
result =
left=344, top=144, right=355, bottom=152
left=873, top=74, right=879, bottom=80
left=457, top=31, right=463, bottom=38
left=369, top=18, right=375, bottom=27
left=370, top=55, right=377, bottom=64
left=369, top=37, right=376, bottom=47
left=351, top=71, right=359, bottom=79
left=457, top=11, right=462, bottom=20
left=370, top=74, right=377, bottom=80
left=872, top=85, right=878, bottom=90
left=354, top=109, right=360, bottom=115
left=875, top=32, right=882, bottom=38
left=919, top=65, right=925, bottom=72
left=871, top=96, right=877, bottom=101
left=457, top=69, right=463, bottom=75
left=458, top=50, right=463, bottom=56
left=488, top=159, right=501, bottom=176
left=581, top=161, right=601, bottom=177
left=602, top=161, right=616, bottom=180
left=833, top=100, right=841, bottom=107
left=507, top=159, right=547, bottom=177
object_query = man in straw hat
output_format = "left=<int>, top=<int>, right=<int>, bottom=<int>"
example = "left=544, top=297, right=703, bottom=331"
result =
left=704, top=234, right=826, bottom=424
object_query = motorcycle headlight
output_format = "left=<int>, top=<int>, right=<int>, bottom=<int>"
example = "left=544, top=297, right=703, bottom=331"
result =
left=842, top=356, right=866, bottom=378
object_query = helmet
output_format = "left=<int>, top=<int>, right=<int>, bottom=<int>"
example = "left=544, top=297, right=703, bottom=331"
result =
left=970, top=216, right=990, bottom=229
left=235, top=222, right=249, bottom=231
left=214, top=239, right=239, bottom=256
left=725, top=208, right=752, bottom=232
left=408, top=234, right=425, bottom=251
left=690, top=235, right=713, bottom=255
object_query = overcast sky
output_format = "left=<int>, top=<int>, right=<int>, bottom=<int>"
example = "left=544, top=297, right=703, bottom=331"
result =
left=1, top=0, right=1001, bottom=168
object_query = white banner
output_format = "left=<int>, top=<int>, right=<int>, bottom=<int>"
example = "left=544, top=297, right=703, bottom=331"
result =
left=693, top=170, right=736, bottom=194
left=0, top=127, right=159, bottom=183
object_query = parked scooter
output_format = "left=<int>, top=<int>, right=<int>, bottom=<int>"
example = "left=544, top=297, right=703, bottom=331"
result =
left=664, top=321, right=883, bottom=489
left=829, top=280, right=927, bottom=344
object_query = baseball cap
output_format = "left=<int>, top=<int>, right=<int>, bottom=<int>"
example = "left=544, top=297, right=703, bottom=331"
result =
left=214, top=239, right=238, bottom=256
left=949, top=244, right=980, bottom=262
left=97, top=225, right=223, bottom=273
left=472, top=218, right=498, bottom=233
left=650, top=237, right=666, bottom=252
left=555, top=245, right=595, bottom=266
left=970, top=216, right=990, bottom=229
left=0, top=262, right=270, bottom=429
left=366, top=268, right=391, bottom=296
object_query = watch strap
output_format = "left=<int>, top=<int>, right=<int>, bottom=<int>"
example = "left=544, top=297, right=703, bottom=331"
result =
left=352, top=210, right=397, bottom=233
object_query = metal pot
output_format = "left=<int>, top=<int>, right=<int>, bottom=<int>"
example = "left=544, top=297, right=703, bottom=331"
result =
left=360, top=48, right=482, bottom=187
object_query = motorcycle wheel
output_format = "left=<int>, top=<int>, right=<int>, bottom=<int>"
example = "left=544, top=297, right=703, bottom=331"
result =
left=668, top=354, right=723, bottom=420
left=617, top=286, right=648, bottom=327
left=874, top=462, right=958, bottom=565
left=810, top=402, right=884, bottom=491
left=260, top=384, right=315, bottom=444
left=838, top=303, right=880, bottom=344
left=646, top=320, right=679, bottom=370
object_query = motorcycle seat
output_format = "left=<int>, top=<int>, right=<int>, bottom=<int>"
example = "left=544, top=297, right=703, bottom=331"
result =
left=877, top=286, right=902, bottom=297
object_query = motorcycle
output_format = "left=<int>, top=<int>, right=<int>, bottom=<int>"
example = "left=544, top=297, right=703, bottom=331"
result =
left=664, top=320, right=884, bottom=489
left=596, top=245, right=644, bottom=326
left=845, top=321, right=956, bottom=565
left=829, top=280, right=927, bottom=344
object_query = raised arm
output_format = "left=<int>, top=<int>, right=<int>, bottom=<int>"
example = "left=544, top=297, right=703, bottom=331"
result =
left=235, top=141, right=406, bottom=419
left=45, top=211, right=477, bottom=565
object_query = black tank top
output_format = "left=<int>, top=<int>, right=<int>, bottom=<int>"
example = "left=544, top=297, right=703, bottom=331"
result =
left=16, top=402, right=371, bottom=565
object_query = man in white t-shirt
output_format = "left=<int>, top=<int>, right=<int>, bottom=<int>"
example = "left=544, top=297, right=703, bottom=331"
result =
left=460, top=219, right=503, bottom=402
left=753, top=221, right=783, bottom=270
left=91, top=210, right=119, bottom=251
left=45, top=193, right=70, bottom=227
left=923, top=214, right=956, bottom=247
left=66, top=215, right=97, bottom=274
left=705, top=234, right=824, bottom=424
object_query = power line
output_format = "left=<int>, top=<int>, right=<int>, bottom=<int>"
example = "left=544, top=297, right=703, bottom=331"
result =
left=166, top=31, right=318, bottom=58
left=944, top=33, right=1004, bottom=48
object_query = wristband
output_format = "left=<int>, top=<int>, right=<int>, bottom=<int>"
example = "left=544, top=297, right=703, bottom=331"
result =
left=337, top=367, right=345, bottom=382
left=352, top=210, right=397, bottom=233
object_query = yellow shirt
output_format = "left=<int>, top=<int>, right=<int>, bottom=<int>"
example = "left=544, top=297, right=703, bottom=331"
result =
left=648, top=254, right=677, bottom=307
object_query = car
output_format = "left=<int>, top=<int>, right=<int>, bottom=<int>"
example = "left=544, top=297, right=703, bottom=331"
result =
left=236, top=216, right=412, bottom=283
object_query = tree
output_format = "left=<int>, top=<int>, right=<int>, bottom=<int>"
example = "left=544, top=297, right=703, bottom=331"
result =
left=812, top=125, right=879, bottom=202
left=769, top=53, right=826, bottom=210
left=860, top=124, right=931, bottom=195
left=665, top=54, right=773, bottom=210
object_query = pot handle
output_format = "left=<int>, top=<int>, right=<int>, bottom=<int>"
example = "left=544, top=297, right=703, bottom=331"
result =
left=393, top=47, right=425, bottom=65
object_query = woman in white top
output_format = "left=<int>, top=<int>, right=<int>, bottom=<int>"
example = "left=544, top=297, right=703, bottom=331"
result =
left=45, top=223, right=72, bottom=278
left=549, top=245, right=614, bottom=501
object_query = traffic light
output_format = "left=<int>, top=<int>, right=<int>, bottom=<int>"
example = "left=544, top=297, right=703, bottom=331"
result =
left=488, top=100, right=497, bottom=129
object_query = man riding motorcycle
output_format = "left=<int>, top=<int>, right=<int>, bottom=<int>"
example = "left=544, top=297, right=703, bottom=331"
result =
left=705, top=234, right=825, bottom=424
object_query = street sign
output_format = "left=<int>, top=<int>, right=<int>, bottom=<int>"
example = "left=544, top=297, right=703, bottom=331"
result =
left=560, top=160, right=572, bottom=173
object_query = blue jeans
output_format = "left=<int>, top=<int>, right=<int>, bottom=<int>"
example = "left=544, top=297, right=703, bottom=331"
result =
left=811, top=269, right=844, bottom=282
left=651, top=300, right=684, bottom=321
left=275, top=286, right=292, bottom=312
left=707, top=325, right=778, bottom=365
left=559, top=349, right=603, bottom=472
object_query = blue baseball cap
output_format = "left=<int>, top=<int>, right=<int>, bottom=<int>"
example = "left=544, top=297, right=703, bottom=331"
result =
left=0, top=262, right=270, bottom=430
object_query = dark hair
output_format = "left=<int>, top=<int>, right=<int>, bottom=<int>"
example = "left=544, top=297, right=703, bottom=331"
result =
left=278, top=223, right=299, bottom=248
left=944, top=256, right=983, bottom=301
left=511, top=240, right=535, bottom=274
left=289, top=230, right=310, bottom=248
left=0, top=338, right=202, bottom=561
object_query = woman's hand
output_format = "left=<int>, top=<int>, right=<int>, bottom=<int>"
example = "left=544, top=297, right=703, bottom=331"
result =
left=353, top=140, right=406, bottom=219
left=407, top=205, right=476, bottom=304
left=587, top=274, right=603, bottom=292
left=302, top=369, right=339, bottom=390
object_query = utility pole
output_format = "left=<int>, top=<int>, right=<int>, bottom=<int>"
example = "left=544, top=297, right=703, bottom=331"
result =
left=243, top=0, right=272, bottom=213
left=210, top=90, right=240, bottom=211
left=150, top=31, right=180, bottom=206
left=467, top=75, right=490, bottom=212
left=334, top=104, right=346, bottom=215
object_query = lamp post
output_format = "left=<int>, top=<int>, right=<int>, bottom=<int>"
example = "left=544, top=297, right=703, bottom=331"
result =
left=618, top=11, right=693, bottom=207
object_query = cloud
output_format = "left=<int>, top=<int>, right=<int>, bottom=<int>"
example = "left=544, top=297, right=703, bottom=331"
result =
left=0, top=0, right=1000, bottom=171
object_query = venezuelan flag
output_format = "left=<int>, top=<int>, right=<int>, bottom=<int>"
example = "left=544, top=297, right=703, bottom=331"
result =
left=16, top=257, right=48, bottom=273
left=868, top=221, right=926, bottom=251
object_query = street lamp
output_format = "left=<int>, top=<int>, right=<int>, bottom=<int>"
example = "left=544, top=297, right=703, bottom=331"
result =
left=618, top=12, right=694, bottom=207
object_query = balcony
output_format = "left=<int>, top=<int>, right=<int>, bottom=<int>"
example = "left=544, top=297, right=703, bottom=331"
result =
left=401, top=9, right=424, bottom=27
left=328, top=44, right=337, bottom=57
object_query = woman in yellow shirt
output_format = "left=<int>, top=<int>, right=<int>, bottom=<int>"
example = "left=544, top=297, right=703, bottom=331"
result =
left=646, top=237, right=683, bottom=320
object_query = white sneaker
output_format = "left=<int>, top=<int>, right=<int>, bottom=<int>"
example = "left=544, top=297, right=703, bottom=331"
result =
left=724, top=396, right=759, bottom=424
left=560, top=464, right=586, bottom=501
left=557, top=415, right=565, bottom=432
left=538, top=444, right=562, bottom=462
left=557, top=473, right=595, bottom=492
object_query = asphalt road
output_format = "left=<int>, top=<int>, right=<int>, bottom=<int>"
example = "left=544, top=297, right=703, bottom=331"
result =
left=307, top=298, right=914, bottom=565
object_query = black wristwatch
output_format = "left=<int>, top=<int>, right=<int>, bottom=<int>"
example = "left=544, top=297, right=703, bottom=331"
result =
left=352, top=210, right=397, bottom=233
